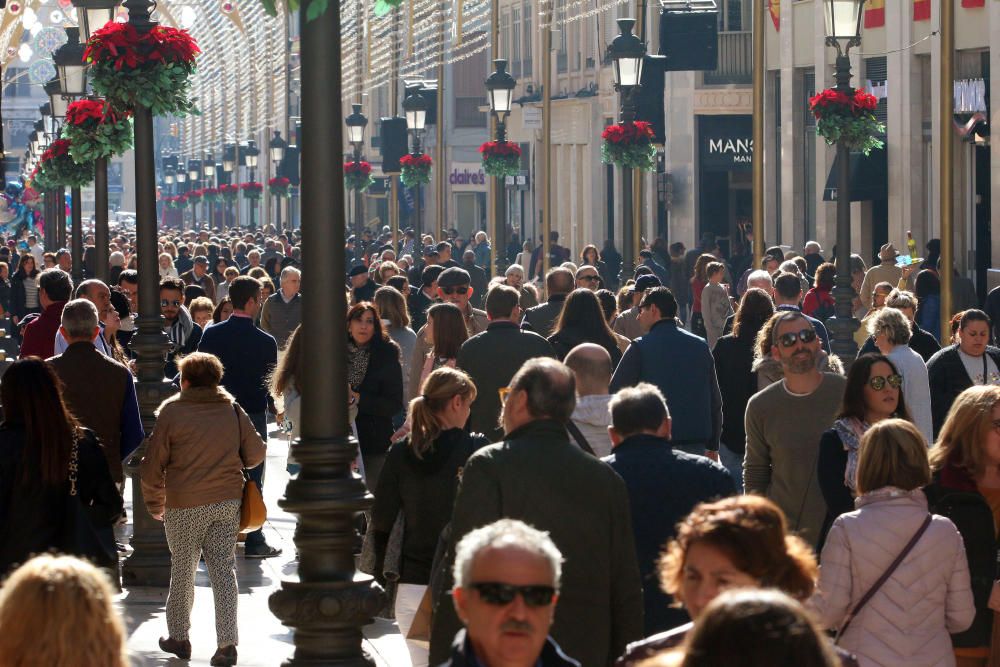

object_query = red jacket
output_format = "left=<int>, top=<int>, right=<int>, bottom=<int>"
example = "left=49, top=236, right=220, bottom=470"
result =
left=19, top=301, right=66, bottom=359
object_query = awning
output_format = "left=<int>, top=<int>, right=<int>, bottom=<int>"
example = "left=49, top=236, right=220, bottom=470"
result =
left=822, top=144, right=888, bottom=202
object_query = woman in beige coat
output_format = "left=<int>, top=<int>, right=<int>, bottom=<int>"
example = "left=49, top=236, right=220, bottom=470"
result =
left=141, top=352, right=267, bottom=667
left=809, top=419, right=975, bottom=667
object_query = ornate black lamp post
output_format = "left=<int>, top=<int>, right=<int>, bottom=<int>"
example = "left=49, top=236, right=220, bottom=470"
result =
left=120, top=0, right=176, bottom=588
left=52, top=28, right=88, bottom=282
left=485, top=59, right=516, bottom=276
left=268, top=1, right=386, bottom=661
left=402, top=90, right=427, bottom=243
left=175, top=162, right=187, bottom=230
left=244, top=139, right=259, bottom=230
left=269, top=131, right=287, bottom=231
left=345, top=103, right=368, bottom=241
left=610, top=18, right=645, bottom=284
left=223, top=142, right=237, bottom=230
left=823, top=0, right=865, bottom=363
left=203, top=152, right=215, bottom=231
left=187, top=157, right=201, bottom=225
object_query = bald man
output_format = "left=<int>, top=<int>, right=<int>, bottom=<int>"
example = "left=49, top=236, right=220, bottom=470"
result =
left=564, top=343, right=614, bottom=457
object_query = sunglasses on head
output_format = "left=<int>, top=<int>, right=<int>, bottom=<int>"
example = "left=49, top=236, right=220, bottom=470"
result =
left=440, top=286, right=468, bottom=295
left=778, top=328, right=817, bottom=348
left=468, top=582, right=556, bottom=607
left=869, top=374, right=903, bottom=390
left=160, top=299, right=182, bottom=308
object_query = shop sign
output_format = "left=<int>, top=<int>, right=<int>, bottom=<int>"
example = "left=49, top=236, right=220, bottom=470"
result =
left=450, top=163, right=487, bottom=191
left=699, top=115, right=753, bottom=171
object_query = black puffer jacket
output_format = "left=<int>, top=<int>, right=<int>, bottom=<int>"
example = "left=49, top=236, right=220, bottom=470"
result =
left=353, top=337, right=404, bottom=459
left=710, top=332, right=757, bottom=454
left=369, top=428, right=487, bottom=585
left=927, top=345, right=1000, bottom=436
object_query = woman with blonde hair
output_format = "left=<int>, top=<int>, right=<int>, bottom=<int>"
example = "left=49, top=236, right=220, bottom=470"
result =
left=140, top=352, right=267, bottom=666
left=617, top=495, right=819, bottom=666
left=370, top=367, right=487, bottom=667
left=926, top=385, right=1000, bottom=666
left=0, top=554, right=128, bottom=667
left=810, top=419, right=974, bottom=666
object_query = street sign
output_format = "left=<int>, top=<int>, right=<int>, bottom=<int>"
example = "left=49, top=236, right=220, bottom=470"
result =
left=522, top=107, right=542, bottom=129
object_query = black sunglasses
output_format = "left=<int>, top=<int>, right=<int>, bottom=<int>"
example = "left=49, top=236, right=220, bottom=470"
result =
left=778, top=328, right=817, bottom=348
left=468, top=582, right=556, bottom=607
left=440, top=286, right=468, bottom=295
left=160, top=299, right=182, bottom=308
left=578, top=275, right=600, bottom=282
left=869, top=374, right=903, bottom=390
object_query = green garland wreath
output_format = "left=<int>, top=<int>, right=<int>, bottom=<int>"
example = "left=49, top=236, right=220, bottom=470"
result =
left=38, top=139, right=93, bottom=188
left=61, top=99, right=134, bottom=163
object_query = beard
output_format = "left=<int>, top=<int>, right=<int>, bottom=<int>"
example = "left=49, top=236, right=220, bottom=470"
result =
left=784, top=348, right=817, bottom=375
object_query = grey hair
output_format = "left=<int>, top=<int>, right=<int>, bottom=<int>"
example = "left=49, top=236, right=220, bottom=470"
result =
left=61, top=298, right=99, bottom=340
left=746, top=270, right=773, bottom=288
left=778, top=260, right=800, bottom=275
left=886, top=289, right=917, bottom=312
left=868, top=307, right=912, bottom=345
left=505, top=264, right=524, bottom=277
left=453, top=519, right=563, bottom=589
left=279, top=266, right=301, bottom=285
left=609, top=382, right=670, bottom=438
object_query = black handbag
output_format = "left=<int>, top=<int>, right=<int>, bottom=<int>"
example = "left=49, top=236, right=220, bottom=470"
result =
left=58, top=436, right=118, bottom=568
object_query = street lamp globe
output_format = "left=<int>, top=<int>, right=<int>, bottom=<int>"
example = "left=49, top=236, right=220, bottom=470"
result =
left=187, top=158, right=201, bottom=181
left=269, top=131, right=287, bottom=163
left=52, top=27, right=88, bottom=98
left=402, top=90, right=427, bottom=133
left=345, top=104, right=367, bottom=147
left=71, top=0, right=120, bottom=41
left=823, top=0, right=865, bottom=53
left=485, top=59, right=516, bottom=118
left=610, top=18, right=645, bottom=91
left=165, top=169, right=174, bottom=185
left=44, top=78, right=69, bottom=118
left=244, top=139, right=259, bottom=169
left=176, top=165, right=187, bottom=184
left=223, top=143, right=237, bottom=172
left=203, top=152, right=215, bottom=177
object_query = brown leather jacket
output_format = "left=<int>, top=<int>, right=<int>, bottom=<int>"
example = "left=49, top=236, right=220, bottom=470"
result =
left=140, top=385, right=266, bottom=515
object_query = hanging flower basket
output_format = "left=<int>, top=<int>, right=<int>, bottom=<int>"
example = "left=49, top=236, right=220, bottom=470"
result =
left=479, top=141, right=521, bottom=178
left=37, top=139, right=93, bottom=188
left=601, top=121, right=657, bottom=172
left=85, top=22, right=200, bottom=117
left=165, top=194, right=188, bottom=209
left=202, top=186, right=220, bottom=203
left=22, top=186, right=41, bottom=208
left=220, top=183, right=239, bottom=202
left=268, top=176, right=292, bottom=198
left=400, top=153, right=432, bottom=187
left=344, top=161, right=374, bottom=192
left=809, top=88, right=885, bottom=156
left=186, top=188, right=203, bottom=205
left=241, top=181, right=263, bottom=200
left=61, top=98, right=133, bottom=163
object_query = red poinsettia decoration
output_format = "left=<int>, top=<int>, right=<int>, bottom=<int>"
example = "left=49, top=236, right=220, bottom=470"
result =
left=343, top=162, right=372, bottom=176
left=344, top=161, right=374, bottom=191
left=186, top=188, right=203, bottom=203
left=219, top=183, right=240, bottom=201
left=268, top=176, right=291, bottom=197
left=601, top=121, right=655, bottom=146
left=65, top=98, right=112, bottom=125
left=84, top=22, right=200, bottom=70
left=600, top=122, right=657, bottom=171
left=479, top=141, right=521, bottom=177
left=400, top=153, right=432, bottom=169
left=41, top=138, right=71, bottom=162
left=400, top=153, right=432, bottom=187
left=241, top=181, right=263, bottom=200
left=808, top=87, right=884, bottom=155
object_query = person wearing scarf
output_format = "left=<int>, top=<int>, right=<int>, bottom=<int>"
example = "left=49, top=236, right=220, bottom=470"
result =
left=160, top=278, right=202, bottom=378
left=816, top=354, right=912, bottom=549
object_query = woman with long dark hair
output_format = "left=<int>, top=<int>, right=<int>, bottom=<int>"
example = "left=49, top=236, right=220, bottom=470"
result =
left=0, top=358, right=121, bottom=575
left=406, top=302, right=470, bottom=402
left=711, top=288, right=774, bottom=489
left=817, top=353, right=913, bottom=543
left=548, top=288, right=623, bottom=366
left=370, top=367, right=487, bottom=666
left=581, top=244, right=611, bottom=289
left=9, top=253, right=40, bottom=327
left=347, top=301, right=404, bottom=490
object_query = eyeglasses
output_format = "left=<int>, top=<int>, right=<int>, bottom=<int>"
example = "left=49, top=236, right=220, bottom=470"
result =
left=467, top=582, right=556, bottom=607
left=440, top=286, right=468, bottom=296
left=160, top=299, right=182, bottom=308
left=869, top=374, right=903, bottom=390
left=578, top=275, right=599, bottom=282
left=778, top=328, right=817, bottom=348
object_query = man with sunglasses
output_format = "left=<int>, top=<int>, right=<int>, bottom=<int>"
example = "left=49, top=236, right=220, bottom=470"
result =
left=744, top=310, right=847, bottom=549
left=430, top=358, right=643, bottom=666
left=445, top=519, right=580, bottom=667
left=574, top=265, right=601, bottom=292
left=159, top=277, right=202, bottom=378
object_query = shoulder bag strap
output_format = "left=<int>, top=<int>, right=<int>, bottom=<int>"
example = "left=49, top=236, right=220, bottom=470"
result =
left=565, top=421, right=596, bottom=457
left=835, top=514, right=933, bottom=642
left=68, top=436, right=79, bottom=497
left=233, top=404, right=249, bottom=477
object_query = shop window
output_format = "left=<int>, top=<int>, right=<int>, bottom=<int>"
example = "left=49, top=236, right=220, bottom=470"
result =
left=455, top=97, right=487, bottom=128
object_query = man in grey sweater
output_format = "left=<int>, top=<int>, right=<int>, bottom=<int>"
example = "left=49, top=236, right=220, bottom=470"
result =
left=744, top=310, right=846, bottom=548
left=259, top=266, right=301, bottom=349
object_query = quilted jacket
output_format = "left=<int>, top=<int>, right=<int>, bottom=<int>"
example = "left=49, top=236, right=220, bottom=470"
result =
left=809, top=488, right=975, bottom=667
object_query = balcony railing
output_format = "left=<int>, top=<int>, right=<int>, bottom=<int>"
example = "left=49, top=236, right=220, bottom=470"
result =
left=703, top=31, right=751, bottom=86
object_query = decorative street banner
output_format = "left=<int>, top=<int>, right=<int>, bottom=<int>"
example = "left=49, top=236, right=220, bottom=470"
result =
left=864, top=0, right=885, bottom=28
left=914, top=0, right=930, bottom=21
left=768, top=0, right=779, bottom=30
left=961, top=0, right=985, bottom=7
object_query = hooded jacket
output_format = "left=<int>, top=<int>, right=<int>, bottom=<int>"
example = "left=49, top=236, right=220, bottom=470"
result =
left=569, top=394, right=614, bottom=457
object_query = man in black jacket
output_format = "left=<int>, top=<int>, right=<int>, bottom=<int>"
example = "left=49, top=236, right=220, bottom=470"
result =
left=462, top=249, right=489, bottom=309
left=603, top=383, right=734, bottom=636
left=408, top=264, right=444, bottom=332
left=521, top=267, right=573, bottom=337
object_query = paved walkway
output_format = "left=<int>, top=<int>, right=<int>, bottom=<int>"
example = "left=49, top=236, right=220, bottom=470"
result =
left=119, top=427, right=412, bottom=666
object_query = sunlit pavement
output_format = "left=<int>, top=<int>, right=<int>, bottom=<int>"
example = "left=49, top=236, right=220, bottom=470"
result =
left=118, top=427, right=412, bottom=666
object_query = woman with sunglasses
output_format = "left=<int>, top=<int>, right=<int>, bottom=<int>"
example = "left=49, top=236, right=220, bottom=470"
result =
left=370, top=367, right=487, bottom=667
left=869, top=307, right=933, bottom=443
left=926, top=385, right=1000, bottom=667
left=928, top=310, right=1000, bottom=437
left=817, top=354, right=912, bottom=544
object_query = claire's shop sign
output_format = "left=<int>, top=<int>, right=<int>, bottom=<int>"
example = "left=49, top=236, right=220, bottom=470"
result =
left=450, top=163, right=487, bottom=191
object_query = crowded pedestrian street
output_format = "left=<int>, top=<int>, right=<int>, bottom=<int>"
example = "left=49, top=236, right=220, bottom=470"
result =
left=5, top=0, right=1000, bottom=666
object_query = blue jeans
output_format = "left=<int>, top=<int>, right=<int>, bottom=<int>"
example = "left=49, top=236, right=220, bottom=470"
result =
left=719, top=443, right=744, bottom=493
left=245, top=411, right=269, bottom=547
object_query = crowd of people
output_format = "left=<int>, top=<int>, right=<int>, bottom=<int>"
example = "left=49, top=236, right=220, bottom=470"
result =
left=4, top=222, right=1000, bottom=667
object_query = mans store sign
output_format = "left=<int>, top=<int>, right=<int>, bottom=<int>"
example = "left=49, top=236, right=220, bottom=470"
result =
left=699, top=115, right=753, bottom=171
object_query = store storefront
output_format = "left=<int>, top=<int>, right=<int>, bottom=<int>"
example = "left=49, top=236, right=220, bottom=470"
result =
left=450, top=162, right=488, bottom=238
left=698, top=115, right=752, bottom=257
